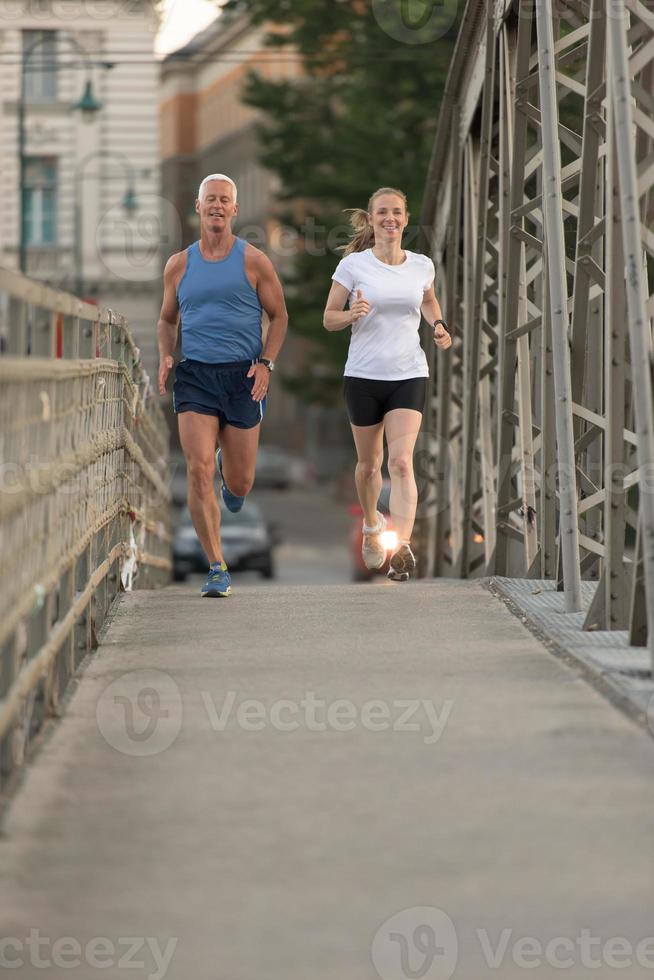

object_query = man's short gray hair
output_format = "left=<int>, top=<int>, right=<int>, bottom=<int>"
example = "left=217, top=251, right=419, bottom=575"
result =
left=198, top=173, right=238, bottom=202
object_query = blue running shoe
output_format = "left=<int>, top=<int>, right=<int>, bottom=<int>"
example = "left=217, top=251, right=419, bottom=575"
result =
left=201, top=561, right=232, bottom=597
left=216, top=448, right=245, bottom=513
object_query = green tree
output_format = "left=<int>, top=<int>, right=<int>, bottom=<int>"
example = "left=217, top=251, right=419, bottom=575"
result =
left=226, top=0, right=458, bottom=404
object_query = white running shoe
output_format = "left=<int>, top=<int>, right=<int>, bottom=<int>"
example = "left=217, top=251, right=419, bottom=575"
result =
left=387, top=542, right=416, bottom=582
left=362, top=511, right=387, bottom=570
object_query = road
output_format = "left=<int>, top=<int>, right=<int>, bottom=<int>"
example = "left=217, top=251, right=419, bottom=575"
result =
left=1, top=574, right=653, bottom=979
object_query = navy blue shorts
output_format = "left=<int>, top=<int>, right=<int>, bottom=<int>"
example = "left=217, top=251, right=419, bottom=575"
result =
left=173, top=358, right=266, bottom=429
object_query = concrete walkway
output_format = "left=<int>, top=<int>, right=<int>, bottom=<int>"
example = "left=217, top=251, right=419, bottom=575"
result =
left=1, top=579, right=653, bottom=980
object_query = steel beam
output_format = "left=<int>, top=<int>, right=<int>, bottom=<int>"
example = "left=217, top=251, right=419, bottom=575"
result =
left=493, top=0, right=534, bottom=575
left=458, top=2, right=496, bottom=578
left=608, top=0, right=654, bottom=668
left=535, top=0, right=582, bottom=611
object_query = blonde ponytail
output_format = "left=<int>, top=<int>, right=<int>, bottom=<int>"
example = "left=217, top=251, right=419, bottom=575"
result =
left=340, top=187, right=409, bottom=256
left=341, top=208, right=375, bottom=256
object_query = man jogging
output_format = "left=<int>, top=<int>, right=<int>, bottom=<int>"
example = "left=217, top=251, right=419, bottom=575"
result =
left=158, top=173, right=288, bottom=597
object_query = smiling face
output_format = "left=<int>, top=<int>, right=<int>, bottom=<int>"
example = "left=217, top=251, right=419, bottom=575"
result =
left=368, top=193, right=409, bottom=244
left=195, top=179, right=238, bottom=234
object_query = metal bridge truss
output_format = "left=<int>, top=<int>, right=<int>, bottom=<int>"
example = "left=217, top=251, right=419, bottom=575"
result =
left=418, top=0, right=654, bottom=670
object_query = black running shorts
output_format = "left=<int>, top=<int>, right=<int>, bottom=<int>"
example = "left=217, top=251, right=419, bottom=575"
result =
left=343, top=376, right=427, bottom=427
left=173, top=358, right=265, bottom=429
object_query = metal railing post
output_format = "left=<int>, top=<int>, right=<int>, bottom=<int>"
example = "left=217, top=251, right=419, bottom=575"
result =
left=535, top=0, right=582, bottom=612
left=608, top=1, right=654, bottom=669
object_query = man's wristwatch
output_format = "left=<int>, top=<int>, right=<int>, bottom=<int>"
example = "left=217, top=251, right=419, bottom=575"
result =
left=433, top=319, right=448, bottom=332
left=258, top=357, right=275, bottom=372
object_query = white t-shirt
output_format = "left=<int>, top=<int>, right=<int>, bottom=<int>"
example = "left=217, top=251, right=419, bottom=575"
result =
left=331, top=247, right=435, bottom=380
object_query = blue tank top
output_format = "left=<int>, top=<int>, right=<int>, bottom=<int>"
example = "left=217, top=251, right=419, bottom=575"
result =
left=176, top=238, right=263, bottom=363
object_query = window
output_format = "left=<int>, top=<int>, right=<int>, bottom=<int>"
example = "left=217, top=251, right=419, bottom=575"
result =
left=22, top=30, right=58, bottom=101
left=23, top=158, right=58, bottom=245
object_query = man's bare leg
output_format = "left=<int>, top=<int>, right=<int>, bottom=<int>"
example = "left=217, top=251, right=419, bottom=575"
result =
left=217, top=422, right=261, bottom=499
left=178, top=412, right=223, bottom=564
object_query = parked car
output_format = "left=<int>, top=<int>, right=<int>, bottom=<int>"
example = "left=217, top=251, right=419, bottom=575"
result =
left=255, top=445, right=312, bottom=490
left=349, top=481, right=398, bottom=581
left=173, top=500, right=279, bottom=581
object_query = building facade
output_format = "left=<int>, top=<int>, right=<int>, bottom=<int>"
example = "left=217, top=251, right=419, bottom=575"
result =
left=0, top=0, right=162, bottom=376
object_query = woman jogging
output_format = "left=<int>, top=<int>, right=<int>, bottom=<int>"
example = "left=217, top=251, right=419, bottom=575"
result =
left=323, top=187, right=451, bottom=582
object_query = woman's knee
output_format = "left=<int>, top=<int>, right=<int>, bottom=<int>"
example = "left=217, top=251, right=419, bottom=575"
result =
left=388, top=453, right=412, bottom=479
left=357, top=456, right=382, bottom=482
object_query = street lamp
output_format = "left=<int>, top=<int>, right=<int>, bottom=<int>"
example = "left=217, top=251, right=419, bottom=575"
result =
left=121, top=186, right=139, bottom=214
left=74, top=150, right=141, bottom=297
left=71, top=79, right=104, bottom=119
left=18, top=33, right=112, bottom=273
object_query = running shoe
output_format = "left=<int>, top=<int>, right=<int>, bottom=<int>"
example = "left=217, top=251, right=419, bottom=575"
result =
left=216, top=448, right=245, bottom=513
left=387, top=543, right=416, bottom=582
left=201, top=562, right=232, bottom=597
left=362, top=511, right=387, bottom=570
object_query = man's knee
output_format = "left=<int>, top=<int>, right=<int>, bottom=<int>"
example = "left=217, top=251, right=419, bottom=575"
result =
left=227, top=472, right=254, bottom=497
left=187, top=458, right=215, bottom=495
left=388, top=454, right=412, bottom=479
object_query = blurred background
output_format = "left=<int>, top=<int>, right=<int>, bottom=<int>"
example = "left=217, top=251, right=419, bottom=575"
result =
left=0, top=0, right=458, bottom=587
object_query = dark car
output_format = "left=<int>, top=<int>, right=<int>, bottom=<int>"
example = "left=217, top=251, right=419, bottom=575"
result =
left=173, top=500, right=278, bottom=581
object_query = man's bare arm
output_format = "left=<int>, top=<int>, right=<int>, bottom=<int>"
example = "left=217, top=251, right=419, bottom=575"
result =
left=158, top=252, right=184, bottom=360
left=157, top=251, right=185, bottom=394
left=253, top=251, right=288, bottom=361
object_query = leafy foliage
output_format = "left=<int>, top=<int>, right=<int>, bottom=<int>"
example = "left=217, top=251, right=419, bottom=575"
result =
left=225, top=0, right=458, bottom=403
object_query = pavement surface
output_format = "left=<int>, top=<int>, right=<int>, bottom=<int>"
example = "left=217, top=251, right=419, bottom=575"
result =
left=1, top=577, right=654, bottom=980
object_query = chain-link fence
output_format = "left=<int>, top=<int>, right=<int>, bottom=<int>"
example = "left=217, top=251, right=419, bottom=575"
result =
left=0, top=267, right=171, bottom=790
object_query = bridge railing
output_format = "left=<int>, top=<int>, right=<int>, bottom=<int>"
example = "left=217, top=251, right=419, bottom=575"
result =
left=0, top=268, right=171, bottom=788
left=417, top=0, right=654, bottom=672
